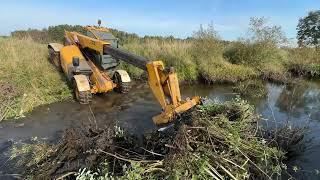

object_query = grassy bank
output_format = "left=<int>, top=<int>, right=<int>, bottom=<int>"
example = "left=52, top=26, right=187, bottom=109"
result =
left=120, top=32, right=318, bottom=84
left=122, top=37, right=258, bottom=83
left=287, top=48, right=320, bottom=77
left=0, top=37, right=71, bottom=120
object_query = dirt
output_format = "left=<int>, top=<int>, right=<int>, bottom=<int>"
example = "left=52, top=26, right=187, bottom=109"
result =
left=0, top=83, right=18, bottom=99
left=0, top=83, right=19, bottom=121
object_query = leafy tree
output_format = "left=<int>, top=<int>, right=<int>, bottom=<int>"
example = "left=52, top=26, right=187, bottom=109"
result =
left=47, top=24, right=86, bottom=42
left=297, top=10, right=320, bottom=48
left=247, top=17, right=287, bottom=46
left=224, top=17, right=288, bottom=66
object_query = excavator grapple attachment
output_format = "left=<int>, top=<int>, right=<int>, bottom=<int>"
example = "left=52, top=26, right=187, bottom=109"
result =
left=152, top=96, right=200, bottom=125
left=146, top=61, right=201, bottom=125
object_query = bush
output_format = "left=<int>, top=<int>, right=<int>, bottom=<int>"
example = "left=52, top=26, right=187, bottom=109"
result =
left=190, top=24, right=258, bottom=83
left=11, top=29, right=49, bottom=43
left=224, top=41, right=288, bottom=65
left=47, top=24, right=86, bottom=42
left=222, top=17, right=290, bottom=83
left=198, top=59, right=258, bottom=83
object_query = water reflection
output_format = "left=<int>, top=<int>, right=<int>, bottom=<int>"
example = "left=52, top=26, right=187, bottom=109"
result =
left=275, top=81, right=320, bottom=120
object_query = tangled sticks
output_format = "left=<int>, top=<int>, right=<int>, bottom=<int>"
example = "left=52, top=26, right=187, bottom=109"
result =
left=27, top=98, right=304, bottom=179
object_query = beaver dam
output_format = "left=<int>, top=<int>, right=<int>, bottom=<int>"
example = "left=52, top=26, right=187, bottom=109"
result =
left=1, top=82, right=318, bottom=179
left=5, top=99, right=304, bottom=179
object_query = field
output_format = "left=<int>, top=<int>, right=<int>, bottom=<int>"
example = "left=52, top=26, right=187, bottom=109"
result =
left=0, top=37, right=71, bottom=120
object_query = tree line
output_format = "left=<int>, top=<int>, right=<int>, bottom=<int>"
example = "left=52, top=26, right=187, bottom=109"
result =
left=10, top=24, right=185, bottom=45
left=10, top=9, right=320, bottom=49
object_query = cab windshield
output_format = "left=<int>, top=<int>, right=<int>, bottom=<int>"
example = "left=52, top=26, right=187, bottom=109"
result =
left=91, top=30, right=116, bottom=41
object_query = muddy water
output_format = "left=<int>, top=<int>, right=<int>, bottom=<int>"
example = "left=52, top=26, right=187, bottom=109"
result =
left=1, top=81, right=320, bottom=179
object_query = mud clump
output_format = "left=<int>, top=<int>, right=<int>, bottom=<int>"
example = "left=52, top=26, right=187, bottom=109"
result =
left=26, top=98, right=304, bottom=179
left=0, top=83, right=19, bottom=120
left=0, top=83, right=18, bottom=98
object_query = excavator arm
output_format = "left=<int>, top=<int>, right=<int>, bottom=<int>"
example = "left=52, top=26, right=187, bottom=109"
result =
left=65, top=30, right=200, bottom=124
left=104, top=46, right=200, bottom=124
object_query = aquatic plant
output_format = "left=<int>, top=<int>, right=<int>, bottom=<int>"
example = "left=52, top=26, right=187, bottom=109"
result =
left=233, top=80, right=268, bottom=98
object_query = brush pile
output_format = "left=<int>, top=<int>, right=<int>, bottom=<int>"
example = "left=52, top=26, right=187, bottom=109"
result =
left=26, top=98, right=299, bottom=179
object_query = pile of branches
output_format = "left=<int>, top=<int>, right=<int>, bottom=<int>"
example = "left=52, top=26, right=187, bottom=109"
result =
left=26, top=98, right=304, bottom=179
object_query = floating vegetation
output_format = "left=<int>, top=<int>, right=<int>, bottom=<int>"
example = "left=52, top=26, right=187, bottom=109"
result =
left=233, top=80, right=268, bottom=99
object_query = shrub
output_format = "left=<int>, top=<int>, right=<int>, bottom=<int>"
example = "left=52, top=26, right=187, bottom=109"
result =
left=198, top=59, right=258, bottom=83
left=224, top=41, right=288, bottom=65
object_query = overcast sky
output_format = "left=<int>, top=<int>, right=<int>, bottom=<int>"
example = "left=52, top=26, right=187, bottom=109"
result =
left=0, top=0, right=318, bottom=40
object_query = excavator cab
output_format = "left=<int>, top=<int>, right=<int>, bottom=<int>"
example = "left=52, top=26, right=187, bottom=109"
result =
left=85, top=26, right=118, bottom=47
left=82, top=26, right=121, bottom=73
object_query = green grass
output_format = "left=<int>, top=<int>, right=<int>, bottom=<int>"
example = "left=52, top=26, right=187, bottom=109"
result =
left=0, top=37, right=71, bottom=120
left=122, top=39, right=198, bottom=82
left=224, top=41, right=290, bottom=82
left=287, top=48, right=320, bottom=77
left=120, top=30, right=314, bottom=84
left=122, top=38, right=258, bottom=83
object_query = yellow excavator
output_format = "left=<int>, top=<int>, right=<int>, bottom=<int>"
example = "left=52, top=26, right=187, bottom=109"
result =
left=48, top=22, right=200, bottom=125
